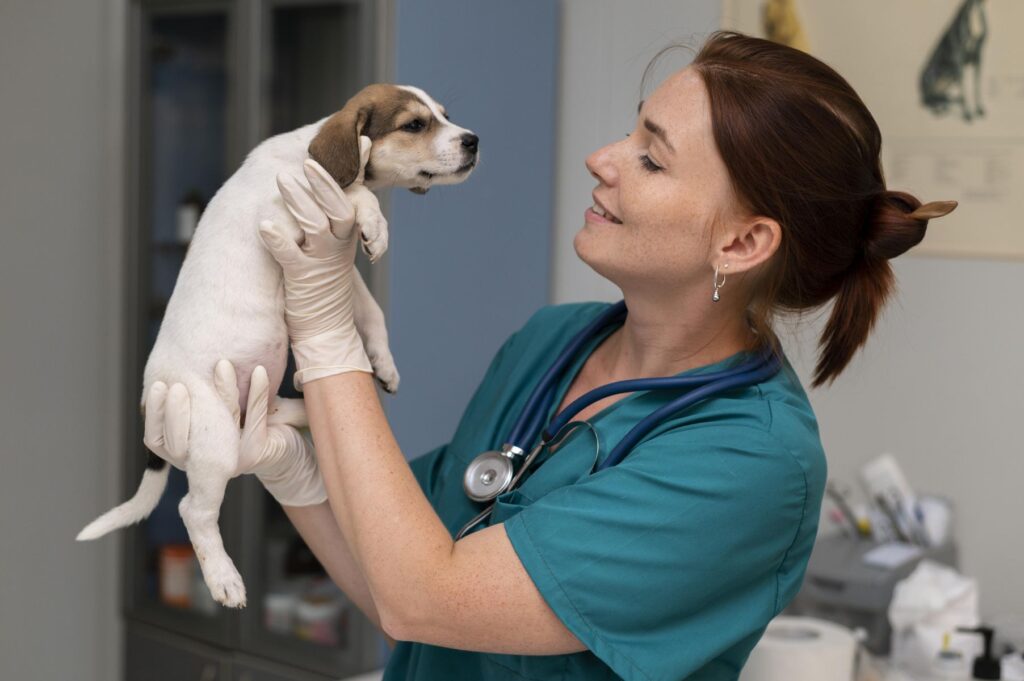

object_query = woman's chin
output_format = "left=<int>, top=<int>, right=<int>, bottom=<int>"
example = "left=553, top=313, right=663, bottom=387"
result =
left=573, top=232, right=623, bottom=282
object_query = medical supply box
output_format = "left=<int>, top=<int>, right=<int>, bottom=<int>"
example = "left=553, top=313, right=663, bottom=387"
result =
left=785, top=534, right=958, bottom=655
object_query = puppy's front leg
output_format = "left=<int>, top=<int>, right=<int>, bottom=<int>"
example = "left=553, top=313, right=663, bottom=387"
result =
left=351, top=268, right=399, bottom=394
left=345, top=183, right=389, bottom=263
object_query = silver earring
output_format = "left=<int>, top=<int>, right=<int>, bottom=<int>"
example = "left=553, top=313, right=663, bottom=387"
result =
left=712, top=263, right=728, bottom=302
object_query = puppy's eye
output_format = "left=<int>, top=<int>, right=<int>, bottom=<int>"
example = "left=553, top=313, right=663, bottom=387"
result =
left=403, top=119, right=425, bottom=132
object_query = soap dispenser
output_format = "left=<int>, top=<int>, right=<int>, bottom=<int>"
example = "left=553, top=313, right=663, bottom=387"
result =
left=959, top=626, right=1002, bottom=680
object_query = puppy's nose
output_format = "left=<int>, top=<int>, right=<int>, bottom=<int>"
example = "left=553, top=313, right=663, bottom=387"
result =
left=461, top=133, right=479, bottom=152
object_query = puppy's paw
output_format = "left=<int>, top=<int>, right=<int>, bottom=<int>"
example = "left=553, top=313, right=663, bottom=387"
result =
left=204, top=560, right=247, bottom=609
left=374, top=363, right=400, bottom=395
left=358, top=211, right=389, bottom=263
left=366, top=347, right=400, bottom=394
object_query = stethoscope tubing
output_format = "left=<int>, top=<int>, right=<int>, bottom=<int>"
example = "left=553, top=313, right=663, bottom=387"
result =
left=506, top=301, right=628, bottom=447
left=455, top=300, right=783, bottom=540
left=596, top=348, right=781, bottom=471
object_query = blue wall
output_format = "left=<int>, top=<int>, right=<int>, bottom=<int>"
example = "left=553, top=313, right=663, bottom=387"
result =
left=386, top=0, right=559, bottom=457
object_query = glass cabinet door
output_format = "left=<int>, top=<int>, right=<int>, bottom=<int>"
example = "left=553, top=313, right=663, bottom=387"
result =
left=126, top=2, right=239, bottom=647
left=238, top=2, right=389, bottom=677
left=125, top=0, right=386, bottom=675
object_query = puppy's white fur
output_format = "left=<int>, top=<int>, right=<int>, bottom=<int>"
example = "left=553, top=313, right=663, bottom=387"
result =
left=77, top=84, right=478, bottom=608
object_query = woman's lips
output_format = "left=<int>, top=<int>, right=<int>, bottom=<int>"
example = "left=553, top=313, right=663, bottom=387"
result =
left=585, top=207, right=620, bottom=224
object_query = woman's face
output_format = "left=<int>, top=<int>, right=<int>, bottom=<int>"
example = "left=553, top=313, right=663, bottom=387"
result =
left=576, top=67, right=738, bottom=300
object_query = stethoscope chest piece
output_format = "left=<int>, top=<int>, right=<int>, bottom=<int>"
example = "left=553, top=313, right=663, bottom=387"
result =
left=463, top=447, right=518, bottom=502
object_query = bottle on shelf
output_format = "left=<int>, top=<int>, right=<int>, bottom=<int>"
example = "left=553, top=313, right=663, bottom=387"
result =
left=176, top=189, right=205, bottom=244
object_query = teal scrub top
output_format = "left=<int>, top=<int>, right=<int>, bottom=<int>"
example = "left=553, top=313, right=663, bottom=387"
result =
left=383, top=302, right=828, bottom=681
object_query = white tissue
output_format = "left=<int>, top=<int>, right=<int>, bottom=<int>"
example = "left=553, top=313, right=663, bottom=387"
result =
left=888, top=560, right=981, bottom=677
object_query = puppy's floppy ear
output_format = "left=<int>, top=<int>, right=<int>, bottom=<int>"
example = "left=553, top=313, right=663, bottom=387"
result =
left=308, top=87, right=377, bottom=189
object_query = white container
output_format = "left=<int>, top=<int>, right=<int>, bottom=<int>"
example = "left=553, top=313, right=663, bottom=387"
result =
left=295, top=597, right=343, bottom=646
left=176, top=202, right=200, bottom=243
left=264, top=591, right=299, bottom=635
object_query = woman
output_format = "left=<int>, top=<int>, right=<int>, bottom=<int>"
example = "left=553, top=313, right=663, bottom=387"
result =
left=150, top=30, right=955, bottom=680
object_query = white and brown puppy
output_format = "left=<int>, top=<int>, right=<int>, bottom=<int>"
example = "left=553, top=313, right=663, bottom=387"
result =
left=77, top=84, right=479, bottom=608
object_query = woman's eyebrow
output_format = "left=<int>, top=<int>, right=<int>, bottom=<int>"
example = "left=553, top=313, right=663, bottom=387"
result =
left=636, top=100, right=676, bottom=155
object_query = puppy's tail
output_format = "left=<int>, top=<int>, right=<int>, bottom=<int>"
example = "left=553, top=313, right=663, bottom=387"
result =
left=75, top=453, right=170, bottom=541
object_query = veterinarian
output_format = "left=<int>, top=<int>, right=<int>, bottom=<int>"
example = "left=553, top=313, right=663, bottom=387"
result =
left=150, top=31, right=956, bottom=680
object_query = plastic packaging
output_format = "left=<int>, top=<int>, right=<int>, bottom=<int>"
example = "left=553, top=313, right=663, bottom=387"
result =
left=1002, top=652, right=1024, bottom=681
left=888, top=560, right=981, bottom=676
left=932, top=632, right=970, bottom=680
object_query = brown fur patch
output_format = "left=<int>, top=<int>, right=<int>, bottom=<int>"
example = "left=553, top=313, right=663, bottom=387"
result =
left=309, top=84, right=440, bottom=188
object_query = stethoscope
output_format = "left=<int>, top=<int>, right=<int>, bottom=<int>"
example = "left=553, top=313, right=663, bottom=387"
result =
left=456, top=300, right=783, bottom=540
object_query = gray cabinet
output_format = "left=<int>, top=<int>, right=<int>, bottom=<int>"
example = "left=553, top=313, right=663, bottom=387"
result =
left=126, top=621, right=347, bottom=680
left=120, top=0, right=560, bottom=678
left=127, top=623, right=228, bottom=681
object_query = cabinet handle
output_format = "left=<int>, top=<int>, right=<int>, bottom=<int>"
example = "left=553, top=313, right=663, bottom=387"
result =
left=200, top=663, right=217, bottom=681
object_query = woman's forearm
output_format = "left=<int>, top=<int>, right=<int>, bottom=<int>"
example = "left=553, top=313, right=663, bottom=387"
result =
left=281, top=500, right=396, bottom=650
left=303, top=371, right=456, bottom=636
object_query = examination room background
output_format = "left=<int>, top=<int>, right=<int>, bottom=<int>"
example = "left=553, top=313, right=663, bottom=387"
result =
left=1, top=1, right=1022, bottom=680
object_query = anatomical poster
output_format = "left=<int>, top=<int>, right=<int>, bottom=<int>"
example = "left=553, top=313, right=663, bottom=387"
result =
left=721, top=0, right=1024, bottom=260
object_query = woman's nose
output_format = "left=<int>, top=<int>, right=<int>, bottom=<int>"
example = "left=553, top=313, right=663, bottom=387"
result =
left=585, top=143, right=619, bottom=187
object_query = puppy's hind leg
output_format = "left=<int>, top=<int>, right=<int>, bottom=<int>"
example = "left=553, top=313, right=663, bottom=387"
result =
left=268, top=396, right=307, bottom=428
left=179, top=384, right=247, bottom=608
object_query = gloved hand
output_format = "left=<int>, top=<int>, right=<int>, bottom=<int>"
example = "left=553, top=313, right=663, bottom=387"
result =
left=213, top=360, right=327, bottom=506
left=141, top=361, right=328, bottom=507
left=258, top=136, right=374, bottom=391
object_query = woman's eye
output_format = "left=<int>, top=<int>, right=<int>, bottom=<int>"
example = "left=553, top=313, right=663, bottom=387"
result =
left=403, top=119, right=425, bottom=132
left=625, top=132, right=660, bottom=171
left=639, top=154, right=662, bottom=172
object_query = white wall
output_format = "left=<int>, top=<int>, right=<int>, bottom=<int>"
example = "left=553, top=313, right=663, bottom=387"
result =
left=552, top=0, right=1024, bottom=621
left=0, top=1, right=124, bottom=679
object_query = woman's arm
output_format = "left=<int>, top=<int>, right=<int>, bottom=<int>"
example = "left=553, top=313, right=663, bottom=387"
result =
left=258, top=159, right=581, bottom=652
left=303, top=371, right=584, bottom=654
left=281, top=500, right=396, bottom=650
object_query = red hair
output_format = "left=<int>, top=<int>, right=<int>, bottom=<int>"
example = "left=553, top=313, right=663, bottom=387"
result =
left=652, top=31, right=956, bottom=388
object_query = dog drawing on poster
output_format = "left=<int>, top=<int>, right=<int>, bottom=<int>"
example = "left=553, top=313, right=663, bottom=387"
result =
left=919, top=0, right=988, bottom=123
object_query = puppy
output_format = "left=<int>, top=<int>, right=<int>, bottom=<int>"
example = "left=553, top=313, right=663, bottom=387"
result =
left=77, top=84, right=479, bottom=607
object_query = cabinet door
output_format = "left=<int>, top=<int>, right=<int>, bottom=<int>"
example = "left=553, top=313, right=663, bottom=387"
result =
left=126, top=623, right=230, bottom=681
left=236, top=3, right=390, bottom=677
left=124, top=0, right=240, bottom=646
left=233, top=657, right=341, bottom=681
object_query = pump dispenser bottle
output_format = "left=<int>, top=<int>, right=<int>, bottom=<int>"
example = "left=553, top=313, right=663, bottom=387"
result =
left=959, top=626, right=1002, bottom=680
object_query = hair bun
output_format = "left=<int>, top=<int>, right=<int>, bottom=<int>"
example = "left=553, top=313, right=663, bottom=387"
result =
left=865, top=191, right=956, bottom=261
left=908, top=200, right=958, bottom=221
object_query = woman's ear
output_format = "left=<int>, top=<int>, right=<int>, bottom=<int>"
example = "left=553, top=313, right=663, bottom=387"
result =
left=308, top=90, right=376, bottom=188
left=719, top=216, right=782, bottom=273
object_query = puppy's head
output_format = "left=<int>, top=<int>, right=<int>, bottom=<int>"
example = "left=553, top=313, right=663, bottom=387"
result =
left=308, top=83, right=479, bottom=194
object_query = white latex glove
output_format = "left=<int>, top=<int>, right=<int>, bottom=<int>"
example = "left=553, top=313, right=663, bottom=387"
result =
left=141, top=361, right=328, bottom=507
left=258, top=136, right=374, bottom=391
left=213, top=360, right=327, bottom=507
